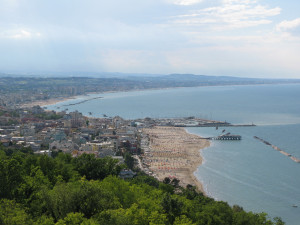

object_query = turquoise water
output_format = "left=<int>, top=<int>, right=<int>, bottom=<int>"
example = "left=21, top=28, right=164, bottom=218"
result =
left=47, top=84, right=300, bottom=224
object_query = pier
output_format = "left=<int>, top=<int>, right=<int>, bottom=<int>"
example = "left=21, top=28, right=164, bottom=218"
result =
left=202, top=133, right=242, bottom=140
left=211, top=134, right=242, bottom=140
left=254, top=136, right=300, bottom=163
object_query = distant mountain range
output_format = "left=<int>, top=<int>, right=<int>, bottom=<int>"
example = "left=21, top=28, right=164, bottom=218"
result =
left=1, top=72, right=300, bottom=91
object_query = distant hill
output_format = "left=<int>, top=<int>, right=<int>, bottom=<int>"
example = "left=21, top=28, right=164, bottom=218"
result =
left=1, top=73, right=300, bottom=94
left=124, top=73, right=300, bottom=87
left=1, top=71, right=299, bottom=83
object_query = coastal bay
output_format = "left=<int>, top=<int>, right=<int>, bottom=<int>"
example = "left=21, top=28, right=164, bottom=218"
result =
left=46, top=84, right=300, bottom=224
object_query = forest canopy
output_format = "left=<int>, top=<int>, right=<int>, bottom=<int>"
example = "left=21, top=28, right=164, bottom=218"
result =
left=0, top=145, right=284, bottom=225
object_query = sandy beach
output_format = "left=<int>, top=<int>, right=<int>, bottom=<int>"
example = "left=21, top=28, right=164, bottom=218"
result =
left=142, top=126, right=210, bottom=193
left=20, top=96, right=81, bottom=108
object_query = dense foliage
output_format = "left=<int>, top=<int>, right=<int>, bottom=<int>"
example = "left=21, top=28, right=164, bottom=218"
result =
left=0, top=144, right=284, bottom=225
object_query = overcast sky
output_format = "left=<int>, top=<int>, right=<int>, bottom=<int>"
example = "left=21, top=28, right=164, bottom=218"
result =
left=1, top=0, right=300, bottom=78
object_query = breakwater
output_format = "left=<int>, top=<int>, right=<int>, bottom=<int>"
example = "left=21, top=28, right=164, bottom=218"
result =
left=254, top=136, right=300, bottom=163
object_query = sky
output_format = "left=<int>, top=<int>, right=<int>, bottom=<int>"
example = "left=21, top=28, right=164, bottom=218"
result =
left=0, top=0, right=300, bottom=78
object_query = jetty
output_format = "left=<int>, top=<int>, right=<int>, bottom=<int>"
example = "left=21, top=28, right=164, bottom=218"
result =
left=202, top=133, right=242, bottom=140
left=211, top=134, right=241, bottom=140
left=254, top=136, right=300, bottom=163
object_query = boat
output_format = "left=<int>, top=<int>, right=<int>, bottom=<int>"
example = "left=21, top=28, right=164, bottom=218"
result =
left=292, top=205, right=298, bottom=208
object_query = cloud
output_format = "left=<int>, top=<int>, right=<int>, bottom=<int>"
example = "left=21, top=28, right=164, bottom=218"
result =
left=170, top=0, right=281, bottom=30
left=0, top=28, right=42, bottom=39
left=0, top=0, right=299, bottom=78
left=222, top=0, right=256, bottom=4
left=276, top=18, right=300, bottom=35
left=171, top=0, right=203, bottom=6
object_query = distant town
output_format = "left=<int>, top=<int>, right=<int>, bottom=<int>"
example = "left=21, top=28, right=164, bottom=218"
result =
left=0, top=102, right=240, bottom=178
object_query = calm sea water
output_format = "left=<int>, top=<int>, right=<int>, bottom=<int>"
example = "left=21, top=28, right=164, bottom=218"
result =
left=47, top=84, right=300, bottom=224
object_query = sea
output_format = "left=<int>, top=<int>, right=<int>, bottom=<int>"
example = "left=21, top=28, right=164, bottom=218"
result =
left=46, top=84, right=300, bottom=225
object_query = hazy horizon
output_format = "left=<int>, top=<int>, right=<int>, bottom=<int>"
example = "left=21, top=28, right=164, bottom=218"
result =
left=1, top=70, right=300, bottom=80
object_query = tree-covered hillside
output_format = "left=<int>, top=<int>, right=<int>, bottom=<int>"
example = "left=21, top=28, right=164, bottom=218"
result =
left=0, top=145, right=284, bottom=225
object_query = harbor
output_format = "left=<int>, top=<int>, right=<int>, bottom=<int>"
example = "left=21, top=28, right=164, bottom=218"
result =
left=133, top=116, right=255, bottom=128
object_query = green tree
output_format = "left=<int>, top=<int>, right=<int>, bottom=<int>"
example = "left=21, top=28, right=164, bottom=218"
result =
left=273, top=217, right=285, bottom=225
left=148, top=211, right=168, bottom=225
left=55, top=212, right=87, bottom=225
left=196, top=201, right=233, bottom=225
left=132, top=174, right=160, bottom=188
left=174, top=215, right=195, bottom=225
left=72, top=154, right=121, bottom=180
left=17, top=166, right=51, bottom=204
left=0, top=199, right=32, bottom=225
left=0, top=158, right=23, bottom=199
left=163, top=177, right=171, bottom=184
left=33, top=215, right=54, bottom=225
left=161, top=193, right=183, bottom=224
left=170, top=178, right=180, bottom=188
left=124, top=153, right=134, bottom=170
left=43, top=179, right=120, bottom=220
left=95, top=204, right=149, bottom=225
left=38, top=155, right=57, bottom=184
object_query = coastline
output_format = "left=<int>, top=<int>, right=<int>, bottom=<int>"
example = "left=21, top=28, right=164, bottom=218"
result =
left=19, top=83, right=298, bottom=109
left=142, top=126, right=210, bottom=193
left=14, top=84, right=300, bottom=224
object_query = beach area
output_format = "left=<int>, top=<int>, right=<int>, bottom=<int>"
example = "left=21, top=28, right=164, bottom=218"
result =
left=20, top=96, right=78, bottom=108
left=142, top=126, right=210, bottom=193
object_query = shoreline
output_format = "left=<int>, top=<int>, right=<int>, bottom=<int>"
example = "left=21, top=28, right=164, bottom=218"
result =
left=184, top=128, right=211, bottom=193
left=142, top=126, right=210, bottom=193
left=19, top=83, right=299, bottom=109
left=20, top=96, right=81, bottom=108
